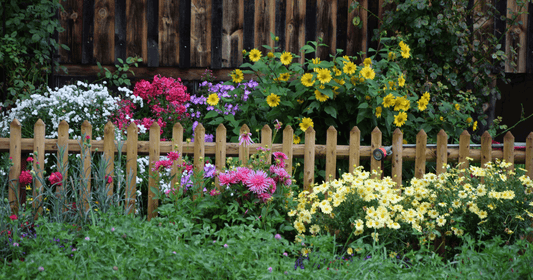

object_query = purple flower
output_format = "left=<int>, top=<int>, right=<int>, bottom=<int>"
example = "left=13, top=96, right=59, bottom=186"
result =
left=173, top=251, right=177, bottom=254
left=204, top=163, right=216, bottom=178
left=38, top=266, right=44, bottom=272
left=275, top=234, right=281, bottom=240
left=111, top=227, right=115, bottom=232
left=13, top=242, right=19, bottom=247
left=268, top=267, right=273, bottom=273
left=205, top=134, right=214, bottom=143
left=85, top=237, right=90, bottom=241
left=283, top=252, right=288, bottom=257
left=224, top=244, right=228, bottom=248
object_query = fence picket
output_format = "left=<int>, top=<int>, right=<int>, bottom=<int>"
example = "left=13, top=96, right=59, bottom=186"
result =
left=147, top=122, right=160, bottom=221
left=80, top=121, right=92, bottom=212
left=370, top=127, right=381, bottom=179
left=215, top=124, right=227, bottom=189
left=103, top=121, right=115, bottom=197
left=415, top=130, right=427, bottom=179
left=481, top=131, right=492, bottom=167
left=349, top=126, right=360, bottom=174
left=527, top=133, right=533, bottom=179
left=261, top=124, right=272, bottom=164
left=303, top=126, right=316, bottom=191
left=436, top=129, right=448, bottom=175
left=8, top=119, right=22, bottom=213
left=171, top=123, right=184, bottom=189
left=33, top=119, right=45, bottom=214
left=503, top=131, right=515, bottom=170
left=57, top=121, right=69, bottom=196
left=193, top=123, right=206, bottom=199
left=391, top=128, right=402, bottom=188
left=239, top=124, right=250, bottom=164
left=282, top=125, right=294, bottom=177
left=326, top=126, right=337, bottom=181
left=458, top=130, right=470, bottom=171
left=126, top=122, right=138, bottom=215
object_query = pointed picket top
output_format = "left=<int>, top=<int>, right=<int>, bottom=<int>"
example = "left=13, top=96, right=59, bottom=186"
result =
left=503, top=131, right=515, bottom=169
left=458, top=130, right=471, bottom=171
left=10, top=118, right=21, bottom=128
left=326, top=126, right=337, bottom=181
left=150, top=121, right=161, bottom=132
left=81, top=120, right=92, bottom=131
left=526, top=132, right=533, bottom=179
left=370, top=127, right=382, bottom=179
left=480, top=131, right=492, bottom=167
left=349, top=126, right=361, bottom=173
left=104, top=121, right=115, bottom=133
left=282, top=125, right=294, bottom=175
left=392, top=128, right=403, bottom=188
left=436, top=129, right=448, bottom=175
left=35, top=118, right=45, bottom=127
left=216, top=123, right=226, bottom=133
left=174, top=122, right=183, bottom=131
left=415, top=129, right=427, bottom=179
left=127, top=121, right=138, bottom=134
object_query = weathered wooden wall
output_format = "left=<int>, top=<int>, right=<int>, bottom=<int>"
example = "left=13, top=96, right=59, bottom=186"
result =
left=55, top=0, right=533, bottom=85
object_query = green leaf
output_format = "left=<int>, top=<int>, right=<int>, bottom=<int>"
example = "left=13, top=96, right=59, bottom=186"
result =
left=204, top=110, right=219, bottom=119
left=358, top=103, right=369, bottom=109
left=324, top=106, right=337, bottom=118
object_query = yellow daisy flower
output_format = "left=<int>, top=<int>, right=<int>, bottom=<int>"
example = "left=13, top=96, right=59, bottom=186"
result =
left=266, top=93, right=280, bottom=107
left=231, top=69, right=244, bottom=83
left=280, top=51, right=293, bottom=65
left=393, top=112, right=408, bottom=127
left=316, top=68, right=332, bottom=84
left=248, top=48, right=262, bottom=62
left=299, top=117, right=314, bottom=132
left=207, top=93, right=219, bottom=106
left=301, top=73, right=315, bottom=87
left=314, top=90, right=329, bottom=102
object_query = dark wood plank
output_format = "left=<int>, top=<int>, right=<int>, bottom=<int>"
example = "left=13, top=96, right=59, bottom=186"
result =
left=126, top=0, right=147, bottom=63
left=94, top=0, right=115, bottom=64
left=211, top=0, right=223, bottom=69
left=222, top=0, right=244, bottom=68
left=285, top=0, right=306, bottom=64
left=158, top=0, right=179, bottom=66
left=58, top=0, right=84, bottom=63
left=336, top=0, right=348, bottom=55
left=305, top=0, right=316, bottom=62
left=526, top=2, right=533, bottom=73
left=147, top=0, right=159, bottom=67
left=494, top=0, right=507, bottom=73
left=82, top=0, right=95, bottom=64
left=254, top=0, right=275, bottom=55
left=347, top=0, right=367, bottom=60
left=366, top=0, right=379, bottom=55
left=179, top=0, right=191, bottom=68
left=316, top=0, right=336, bottom=61
left=62, top=64, right=254, bottom=81
left=243, top=0, right=255, bottom=52
left=506, top=0, right=528, bottom=72
left=191, top=0, right=212, bottom=67
left=275, top=0, right=286, bottom=51
left=115, top=0, right=127, bottom=64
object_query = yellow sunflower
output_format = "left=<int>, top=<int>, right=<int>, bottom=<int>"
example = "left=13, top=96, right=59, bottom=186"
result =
left=299, top=117, right=314, bottom=132
left=293, top=135, right=301, bottom=144
left=418, top=98, right=428, bottom=111
left=316, top=68, right=332, bottom=84
left=280, top=51, right=293, bottom=65
left=398, top=74, right=406, bottom=87
left=388, top=51, right=396, bottom=60
left=231, top=69, right=244, bottom=83
left=207, top=93, right=219, bottom=106
left=278, top=72, right=291, bottom=82
left=248, top=48, right=262, bottom=62
left=399, top=41, right=411, bottom=58
left=267, top=52, right=274, bottom=58
left=360, top=66, right=375, bottom=80
left=343, top=61, right=356, bottom=75
left=315, top=90, right=329, bottom=102
left=363, top=58, right=372, bottom=67
left=382, top=93, right=396, bottom=108
left=375, top=106, right=382, bottom=118
left=394, top=112, right=408, bottom=127
left=266, top=93, right=280, bottom=107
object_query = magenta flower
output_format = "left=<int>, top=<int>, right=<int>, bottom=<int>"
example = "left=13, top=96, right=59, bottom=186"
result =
left=26, top=157, right=34, bottom=162
left=275, top=234, right=281, bottom=240
left=218, top=171, right=237, bottom=186
left=38, top=266, right=44, bottom=272
left=19, top=170, right=32, bottom=186
left=274, top=119, right=282, bottom=131
left=224, top=244, right=228, bottom=248
left=268, top=267, right=273, bottom=273
left=49, top=172, right=63, bottom=186
left=245, top=170, right=269, bottom=194
left=167, top=151, right=181, bottom=161
left=239, top=132, right=254, bottom=147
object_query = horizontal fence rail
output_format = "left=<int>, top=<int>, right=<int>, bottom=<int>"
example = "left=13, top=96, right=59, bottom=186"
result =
left=2, top=119, right=533, bottom=220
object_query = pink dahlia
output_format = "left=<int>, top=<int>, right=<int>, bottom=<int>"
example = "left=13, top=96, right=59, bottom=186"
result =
left=270, top=165, right=290, bottom=181
left=233, top=167, right=252, bottom=183
left=218, top=171, right=237, bottom=187
left=153, top=160, right=173, bottom=171
left=167, top=151, right=181, bottom=161
left=19, top=170, right=32, bottom=186
left=257, top=192, right=272, bottom=203
left=245, top=170, right=269, bottom=194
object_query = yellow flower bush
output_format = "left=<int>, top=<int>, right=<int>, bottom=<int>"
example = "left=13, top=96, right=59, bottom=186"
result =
left=287, top=160, right=533, bottom=252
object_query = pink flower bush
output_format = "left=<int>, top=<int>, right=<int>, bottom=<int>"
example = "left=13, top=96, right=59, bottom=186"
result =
left=112, top=75, right=190, bottom=140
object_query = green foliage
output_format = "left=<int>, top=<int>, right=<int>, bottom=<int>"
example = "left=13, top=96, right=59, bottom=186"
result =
left=96, top=56, right=143, bottom=89
left=0, top=0, right=67, bottom=106
left=370, top=0, right=529, bottom=138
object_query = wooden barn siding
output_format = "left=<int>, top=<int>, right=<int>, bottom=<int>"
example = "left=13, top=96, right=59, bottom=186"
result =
left=55, top=0, right=533, bottom=88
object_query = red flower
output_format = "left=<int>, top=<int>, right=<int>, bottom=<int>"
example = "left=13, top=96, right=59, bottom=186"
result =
left=19, top=170, right=32, bottom=186
left=49, top=172, right=63, bottom=186
left=105, top=175, right=113, bottom=184
left=26, top=157, right=34, bottom=162
left=9, top=214, right=18, bottom=221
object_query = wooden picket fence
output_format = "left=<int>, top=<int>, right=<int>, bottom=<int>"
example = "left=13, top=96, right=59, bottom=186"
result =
left=1, top=119, right=532, bottom=221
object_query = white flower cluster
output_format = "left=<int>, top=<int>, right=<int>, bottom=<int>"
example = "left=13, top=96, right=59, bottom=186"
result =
left=0, top=82, right=124, bottom=139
